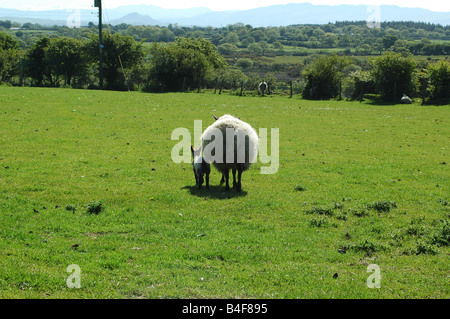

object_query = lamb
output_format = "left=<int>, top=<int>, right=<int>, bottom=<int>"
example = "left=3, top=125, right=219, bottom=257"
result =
left=259, top=81, right=267, bottom=96
left=201, top=114, right=259, bottom=192
left=400, top=94, right=412, bottom=104
left=191, top=145, right=210, bottom=189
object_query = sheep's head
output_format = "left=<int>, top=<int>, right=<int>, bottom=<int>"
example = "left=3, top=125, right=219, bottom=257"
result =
left=212, top=114, right=239, bottom=121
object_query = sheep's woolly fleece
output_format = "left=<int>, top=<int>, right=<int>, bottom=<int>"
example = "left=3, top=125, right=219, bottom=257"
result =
left=201, top=114, right=259, bottom=172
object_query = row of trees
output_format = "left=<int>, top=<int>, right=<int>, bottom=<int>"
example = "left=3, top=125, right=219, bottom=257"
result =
left=302, top=52, right=450, bottom=103
left=1, top=30, right=449, bottom=104
left=2, top=20, right=450, bottom=55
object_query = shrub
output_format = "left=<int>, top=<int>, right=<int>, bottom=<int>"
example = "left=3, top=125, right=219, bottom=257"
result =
left=370, top=51, right=417, bottom=102
left=236, top=58, right=253, bottom=70
left=302, top=54, right=352, bottom=99
left=427, top=60, right=450, bottom=103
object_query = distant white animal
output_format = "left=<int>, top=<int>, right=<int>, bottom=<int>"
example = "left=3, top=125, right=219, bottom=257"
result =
left=201, top=114, right=259, bottom=191
left=259, top=81, right=267, bottom=96
left=190, top=145, right=210, bottom=189
left=401, top=94, right=412, bottom=104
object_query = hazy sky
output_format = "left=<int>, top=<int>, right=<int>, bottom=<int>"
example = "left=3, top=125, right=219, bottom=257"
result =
left=2, top=0, right=449, bottom=12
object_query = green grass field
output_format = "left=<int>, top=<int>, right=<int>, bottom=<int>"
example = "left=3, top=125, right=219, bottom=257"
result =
left=0, top=87, right=448, bottom=298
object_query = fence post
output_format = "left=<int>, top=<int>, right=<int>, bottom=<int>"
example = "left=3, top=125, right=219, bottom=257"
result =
left=197, top=78, right=202, bottom=93
left=289, top=81, right=293, bottom=98
left=240, top=80, right=244, bottom=96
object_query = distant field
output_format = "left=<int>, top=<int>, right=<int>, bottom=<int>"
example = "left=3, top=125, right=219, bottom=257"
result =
left=0, top=87, right=448, bottom=298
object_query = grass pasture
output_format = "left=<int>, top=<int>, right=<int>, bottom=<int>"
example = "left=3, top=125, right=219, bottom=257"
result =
left=0, top=87, right=448, bottom=298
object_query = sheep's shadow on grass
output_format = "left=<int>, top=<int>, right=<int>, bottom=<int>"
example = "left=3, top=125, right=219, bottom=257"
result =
left=182, top=185, right=248, bottom=199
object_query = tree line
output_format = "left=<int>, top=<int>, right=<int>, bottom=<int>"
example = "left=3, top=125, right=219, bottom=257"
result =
left=0, top=28, right=449, bottom=104
left=2, top=20, right=450, bottom=55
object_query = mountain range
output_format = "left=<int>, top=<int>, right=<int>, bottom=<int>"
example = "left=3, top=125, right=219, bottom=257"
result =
left=1, top=3, right=449, bottom=27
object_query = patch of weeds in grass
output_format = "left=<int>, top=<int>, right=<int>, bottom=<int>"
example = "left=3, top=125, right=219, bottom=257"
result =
left=304, top=206, right=334, bottom=216
left=405, top=224, right=428, bottom=237
left=352, top=209, right=370, bottom=218
left=366, top=201, right=397, bottom=213
left=294, top=184, right=307, bottom=192
left=415, top=241, right=438, bottom=255
left=335, top=211, right=348, bottom=221
left=85, top=201, right=104, bottom=215
left=428, top=219, right=450, bottom=247
left=65, top=204, right=76, bottom=213
left=349, top=239, right=383, bottom=255
left=354, top=239, right=377, bottom=253
left=437, top=198, right=448, bottom=206
left=308, top=217, right=329, bottom=228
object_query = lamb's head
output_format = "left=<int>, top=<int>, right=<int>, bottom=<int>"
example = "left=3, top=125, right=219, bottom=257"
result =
left=191, top=145, right=201, bottom=160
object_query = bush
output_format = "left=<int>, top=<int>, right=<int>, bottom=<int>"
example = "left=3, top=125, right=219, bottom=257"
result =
left=427, top=59, right=450, bottom=103
left=302, top=54, right=352, bottom=99
left=147, top=38, right=227, bottom=92
left=371, top=51, right=417, bottom=102
left=236, top=58, right=253, bottom=70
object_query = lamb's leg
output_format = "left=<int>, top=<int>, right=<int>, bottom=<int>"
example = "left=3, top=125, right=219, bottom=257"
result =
left=224, top=169, right=230, bottom=191
left=220, top=174, right=225, bottom=184
left=205, top=172, right=209, bottom=188
left=232, top=169, right=237, bottom=189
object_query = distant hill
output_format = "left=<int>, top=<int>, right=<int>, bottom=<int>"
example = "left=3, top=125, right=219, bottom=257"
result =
left=110, top=13, right=159, bottom=26
left=1, top=3, right=449, bottom=27
left=173, top=3, right=450, bottom=27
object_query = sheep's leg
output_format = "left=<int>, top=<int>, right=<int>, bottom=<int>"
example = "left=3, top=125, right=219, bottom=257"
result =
left=237, top=169, right=243, bottom=192
left=205, top=172, right=209, bottom=188
left=193, top=169, right=198, bottom=187
left=220, top=173, right=225, bottom=185
left=198, top=174, right=203, bottom=189
left=224, top=170, right=230, bottom=191
left=232, top=169, right=237, bottom=189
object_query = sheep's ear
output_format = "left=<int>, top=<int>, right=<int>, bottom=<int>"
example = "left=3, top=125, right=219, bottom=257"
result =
left=212, top=114, right=219, bottom=121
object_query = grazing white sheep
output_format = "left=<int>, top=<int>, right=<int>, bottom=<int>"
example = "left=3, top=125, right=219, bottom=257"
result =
left=401, top=94, right=412, bottom=104
left=259, top=81, right=267, bottom=96
left=201, top=114, right=258, bottom=191
left=191, top=145, right=210, bottom=189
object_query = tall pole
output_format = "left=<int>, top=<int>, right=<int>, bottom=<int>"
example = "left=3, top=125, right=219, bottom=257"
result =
left=95, top=0, right=103, bottom=89
left=99, top=0, right=103, bottom=89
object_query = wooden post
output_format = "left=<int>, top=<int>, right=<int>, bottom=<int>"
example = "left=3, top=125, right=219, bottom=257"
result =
left=289, top=81, right=293, bottom=98
left=393, top=81, right=397, bottom=103
left=19, top=58, right=23, bottom=87
left=197, top=78, right=202, bottom=93
left=240, top=80, right=244, bottom=96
